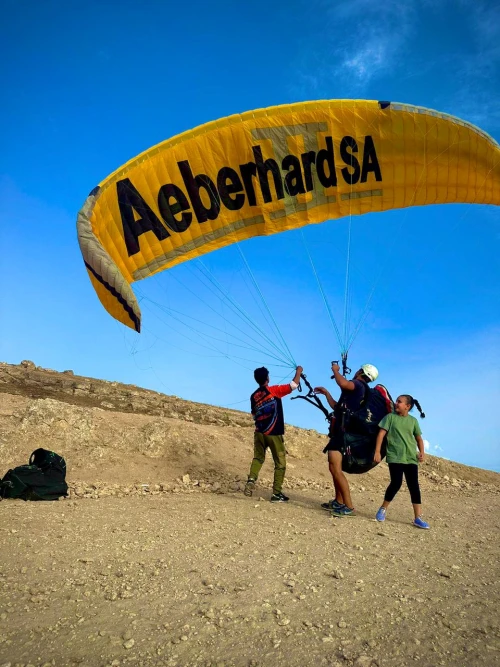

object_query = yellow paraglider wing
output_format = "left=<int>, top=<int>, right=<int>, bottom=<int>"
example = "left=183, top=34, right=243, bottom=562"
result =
left=77, top=99, right=500, bottom=331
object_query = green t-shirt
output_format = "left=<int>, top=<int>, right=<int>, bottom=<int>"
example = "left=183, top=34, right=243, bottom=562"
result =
left=379, top=413, right=422, bottom=464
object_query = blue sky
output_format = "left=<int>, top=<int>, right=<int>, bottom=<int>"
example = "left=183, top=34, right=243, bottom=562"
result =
left=1, top=0, right=499, bottom=471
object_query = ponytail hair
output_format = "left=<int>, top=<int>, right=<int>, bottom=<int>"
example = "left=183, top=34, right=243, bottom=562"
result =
left=400, top=394, right=426, bottom=418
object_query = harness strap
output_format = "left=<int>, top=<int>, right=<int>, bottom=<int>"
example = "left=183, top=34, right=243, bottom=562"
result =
left=291, top=373, right=332, bottom=421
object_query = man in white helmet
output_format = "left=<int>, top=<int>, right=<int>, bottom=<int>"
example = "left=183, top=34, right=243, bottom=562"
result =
left=314, top=362, right=379, bottom=517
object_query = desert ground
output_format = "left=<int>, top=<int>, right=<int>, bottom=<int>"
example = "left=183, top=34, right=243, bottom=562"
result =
left=0, top=361, right=499, bottom=667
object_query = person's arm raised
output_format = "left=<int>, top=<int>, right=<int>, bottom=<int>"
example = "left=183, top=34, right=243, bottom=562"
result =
left=331, top=363, right=355, bottom=391
left=292, top=365, right=303, bottom=386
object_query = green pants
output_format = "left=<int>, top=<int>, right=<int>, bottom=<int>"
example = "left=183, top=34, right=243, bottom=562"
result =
left=248, top=433, right=286, bottom=495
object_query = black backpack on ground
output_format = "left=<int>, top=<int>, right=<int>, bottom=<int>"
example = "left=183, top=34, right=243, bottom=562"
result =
left=0, top=448, right=68, bottom=501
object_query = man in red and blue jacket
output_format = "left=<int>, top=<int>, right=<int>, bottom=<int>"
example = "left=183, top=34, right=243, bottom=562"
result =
left=244, top=365, right=303, bottom=502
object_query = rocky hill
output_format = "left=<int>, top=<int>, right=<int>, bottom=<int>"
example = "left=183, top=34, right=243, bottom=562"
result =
left=1, top=360, right=498, bottom=498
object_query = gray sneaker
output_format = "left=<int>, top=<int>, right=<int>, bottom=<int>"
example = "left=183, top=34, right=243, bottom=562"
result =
left=244, top=479, right=256, bottom=497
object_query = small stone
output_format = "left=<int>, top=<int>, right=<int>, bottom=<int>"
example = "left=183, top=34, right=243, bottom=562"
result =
left=332, top=569, right=344, bottom=579
left=182, top=474, right=191, bottom=485
left=438, top=571, right=451, bottom=579
left=354, top=657, right=375, bottom=667
left=181, top=635, right=188, bottom=641
left=338, top=620, right=348, bottom=628
left=123, top=639, right=135, bottom=649
left=443, top=620, right=457, bottom=630
left=122, top=630, right=133, bottom=640
left=277, top=618, right=290, bottom=626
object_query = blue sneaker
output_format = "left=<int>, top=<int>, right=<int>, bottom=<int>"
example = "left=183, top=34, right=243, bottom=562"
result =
left=321, top=499, right=344, bottom=511
left=413, top=516, right=430, bottom=529
left=376, top=507, right=386, bottom=522
left=332, top=506, right=356, bottom=517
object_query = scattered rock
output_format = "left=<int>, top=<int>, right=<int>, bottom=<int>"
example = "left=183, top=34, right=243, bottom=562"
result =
left=354, top=656, right=376, bottom=667
left=0, top=360, right=498, bottom=667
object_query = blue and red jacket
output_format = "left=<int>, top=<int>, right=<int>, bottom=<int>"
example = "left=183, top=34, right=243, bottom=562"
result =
left=250, top=384, right=293, bottom=436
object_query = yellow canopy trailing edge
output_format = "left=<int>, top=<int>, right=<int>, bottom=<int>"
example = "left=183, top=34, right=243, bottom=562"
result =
left=76, top=99, right=500, bottom=331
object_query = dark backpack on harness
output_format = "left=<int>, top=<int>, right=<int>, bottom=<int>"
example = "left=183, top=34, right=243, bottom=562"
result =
left=328, top=384, right=394, bottom=474
left=0, top=448, right=68, bottom=501
left=345, top=384, right=394, bottom=436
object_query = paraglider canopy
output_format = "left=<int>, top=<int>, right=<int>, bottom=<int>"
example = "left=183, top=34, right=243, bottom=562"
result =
left=77, top=99, right=500, bottom=332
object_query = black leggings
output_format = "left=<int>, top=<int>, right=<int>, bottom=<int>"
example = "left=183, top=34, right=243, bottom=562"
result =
left=384, top=463, right=421, bottom=504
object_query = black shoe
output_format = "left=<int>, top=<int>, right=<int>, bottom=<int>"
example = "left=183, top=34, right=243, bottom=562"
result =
left=270, top=492, right=289, bottom=503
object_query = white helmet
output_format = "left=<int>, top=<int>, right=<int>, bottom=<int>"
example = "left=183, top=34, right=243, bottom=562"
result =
left=361, top=364, right=379, bottom=382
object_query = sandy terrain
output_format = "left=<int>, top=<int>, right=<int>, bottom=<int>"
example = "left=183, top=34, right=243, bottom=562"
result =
left=0, top=361, right=499, bottom=667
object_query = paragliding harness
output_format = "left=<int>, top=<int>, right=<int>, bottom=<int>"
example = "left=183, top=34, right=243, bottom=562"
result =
left=332, top=382, right=394, bottom=473
left=0, top=448, right=68, bottom=501
left=292, top=373, right=333, bottom=422
left=292, top=360, right=394, bottom=474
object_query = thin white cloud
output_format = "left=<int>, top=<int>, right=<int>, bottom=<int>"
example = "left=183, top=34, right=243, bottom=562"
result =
left=443, top=0, right=500, bottom=130
left=291, top=0, right=417, bottom=95
left=466, top=0, right=500, bottom=48
left=335, top=0, right=415, bottom=85
left=424, top=439, right=443, bottom=455
left=342, top=46, right=386, bottom=82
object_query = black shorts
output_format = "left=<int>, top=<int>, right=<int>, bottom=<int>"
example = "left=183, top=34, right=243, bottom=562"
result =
left=323, top=436, right=343, bottom=453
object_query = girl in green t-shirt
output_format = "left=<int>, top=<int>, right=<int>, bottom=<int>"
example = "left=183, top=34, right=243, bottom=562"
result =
left=373, top=395, right=430, bottom=529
